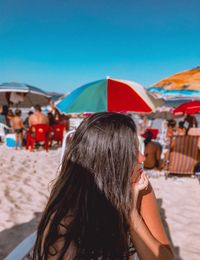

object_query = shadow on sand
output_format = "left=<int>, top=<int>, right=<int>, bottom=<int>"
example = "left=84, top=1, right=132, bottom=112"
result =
left=1, top=200, right=182, bottom=260
left=0, top=212, right=41, bottom=259
left=157, top=198, right=182, bottom=260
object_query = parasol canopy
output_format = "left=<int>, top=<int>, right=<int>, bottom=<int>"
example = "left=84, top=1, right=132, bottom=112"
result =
left=0, top=82, right=51, bottom=107
left=173, top=101, right=200, bottom=116
left=148, top=67, right=200, bottom=100
left=56, top=78, right=163, bottom=114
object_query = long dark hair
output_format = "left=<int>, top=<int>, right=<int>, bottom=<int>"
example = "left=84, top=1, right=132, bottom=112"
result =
left=33, top=112, right=139, bottom=259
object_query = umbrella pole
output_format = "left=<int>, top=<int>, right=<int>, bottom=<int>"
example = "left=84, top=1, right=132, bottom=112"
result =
left=160, top=120, right=166, bottom=146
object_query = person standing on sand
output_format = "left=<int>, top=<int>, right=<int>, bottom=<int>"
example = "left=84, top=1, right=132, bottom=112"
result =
left=23, top=111, right=33, bottom=129
left=12, top=109, right=24, bottom=149
left=28, top=104, right=49, bottom=127
left=6, top=109, right=15, bottom=127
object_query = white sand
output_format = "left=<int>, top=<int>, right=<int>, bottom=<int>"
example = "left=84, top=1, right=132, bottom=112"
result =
left=0, top=145, right=200, bottom=259
left=0, top=145, right=61, bottom=259
left=148, top=171, right=200, bottom=260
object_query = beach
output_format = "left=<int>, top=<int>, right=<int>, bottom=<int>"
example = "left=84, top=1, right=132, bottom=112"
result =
left=0, top=145, right=200, bottom=259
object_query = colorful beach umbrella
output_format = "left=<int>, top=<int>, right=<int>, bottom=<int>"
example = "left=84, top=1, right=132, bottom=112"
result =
left=56, top=78, right=163, bottom=114
left=0, top=82, right=51, bottom=107
left=148, top=67, right=200, bottom=100
left=173, top=101, right=200, bottom=116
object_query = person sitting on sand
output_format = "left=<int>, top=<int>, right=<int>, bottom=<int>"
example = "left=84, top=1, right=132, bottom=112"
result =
left=143, top=130, right=162, bottom=170
left=12, top=109, right=24, bottom=149
left=33, top=112, right=174, bottom=260
left=176, top=121, right=186, bottom=136
left=183, top=114, right=198, bottom=134
left=28, top=104, right=49, bottom=127
left=166, top=119, right=176, bottom=143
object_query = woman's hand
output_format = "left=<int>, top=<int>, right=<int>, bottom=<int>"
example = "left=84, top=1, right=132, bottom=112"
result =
left=130, top=171, right=149, bottom=230
left=132, top=172, right=148, bottom=209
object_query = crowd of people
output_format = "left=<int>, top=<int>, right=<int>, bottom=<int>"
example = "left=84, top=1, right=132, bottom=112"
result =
left=0, top=103, right=199, bottom=165
left=0, top=102, right=70, bottom=149
left=138, top=114, right=199, bottom=171
left=1, top=108, right=199, bottom=258
left=165, top=114, right=198, bottom=141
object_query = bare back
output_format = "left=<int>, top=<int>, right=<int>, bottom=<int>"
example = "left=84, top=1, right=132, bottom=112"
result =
left=29, top=112, right=49, bottom=127
left=12, top=116, right=24, bottom=130
left=144, top=142, right=161, bottom=169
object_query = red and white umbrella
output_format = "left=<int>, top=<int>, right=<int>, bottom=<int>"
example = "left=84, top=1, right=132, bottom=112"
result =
left=173, top=101, right=200, bottom=116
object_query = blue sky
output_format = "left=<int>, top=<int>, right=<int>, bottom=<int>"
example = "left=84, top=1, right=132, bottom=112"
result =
left=0, top=0, right=200, bottom=93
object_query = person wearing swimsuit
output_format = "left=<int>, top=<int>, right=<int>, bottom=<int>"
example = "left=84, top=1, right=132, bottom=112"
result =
left=12, top=109, right=24, bottom=149
left=33, top=113, right=174, bottom=260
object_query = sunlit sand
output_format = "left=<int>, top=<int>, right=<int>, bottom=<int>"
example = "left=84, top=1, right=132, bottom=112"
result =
left=0, top=146, right=199, bottom=259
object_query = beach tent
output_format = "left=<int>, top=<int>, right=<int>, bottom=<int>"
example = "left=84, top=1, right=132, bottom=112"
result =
left=56, top=78, right=163, bottom=114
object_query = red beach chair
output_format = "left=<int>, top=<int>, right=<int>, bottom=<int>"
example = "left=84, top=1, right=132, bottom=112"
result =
left=26, top=124, right=51, bottom=152
left=50, top=124, right=65, bottom=145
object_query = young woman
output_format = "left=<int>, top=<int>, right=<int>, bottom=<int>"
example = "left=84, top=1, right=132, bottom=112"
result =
left=176, top=121, right=186, bottom=136
left=33, top=112, right=174, bottom=260
left=166, top=119, right=176, bottom=142
left=143, top=131, right=162, bottom=170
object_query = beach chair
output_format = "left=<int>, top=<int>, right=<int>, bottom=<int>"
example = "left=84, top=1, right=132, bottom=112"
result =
left=26, top=124, right=51, bottom=152
left=4, top=232, right=36, bottom=260
left=165, top=135, right=200, bottom=177
left=50, top=124, right=65, bottom=146
left=0, top=122, right=11, bottom=142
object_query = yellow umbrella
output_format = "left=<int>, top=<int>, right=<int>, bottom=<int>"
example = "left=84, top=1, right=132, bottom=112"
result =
left=148, top=67, right=200, bottom=100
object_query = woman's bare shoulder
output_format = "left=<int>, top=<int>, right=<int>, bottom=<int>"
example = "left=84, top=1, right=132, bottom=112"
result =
left=139, top=181, right=171, bottom=246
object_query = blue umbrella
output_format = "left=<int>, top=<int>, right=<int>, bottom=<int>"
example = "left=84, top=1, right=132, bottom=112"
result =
left=0, top=82, right=50, bottom=107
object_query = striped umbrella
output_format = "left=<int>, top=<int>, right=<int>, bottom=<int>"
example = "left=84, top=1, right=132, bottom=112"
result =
left=56, top=78, right=163, bottom=114
left=148, top=67, right=200, bottom=100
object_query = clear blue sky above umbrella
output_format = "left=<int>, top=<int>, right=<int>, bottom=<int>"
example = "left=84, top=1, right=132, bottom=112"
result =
left=0, top=0, right=200, bottom=93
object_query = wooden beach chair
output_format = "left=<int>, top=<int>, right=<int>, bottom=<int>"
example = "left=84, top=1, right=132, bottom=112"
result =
left=165, top=135, right=200, bottom=177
